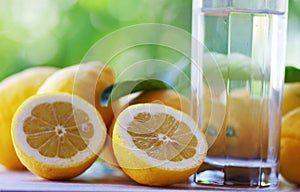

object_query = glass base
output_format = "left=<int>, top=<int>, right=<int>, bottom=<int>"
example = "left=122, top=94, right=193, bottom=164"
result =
left=194, top=160, right=279, bottom=189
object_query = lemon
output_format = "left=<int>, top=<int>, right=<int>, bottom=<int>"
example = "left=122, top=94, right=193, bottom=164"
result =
left=100, top=90, right=191, bottom=168
left=112, top=103, right=207, bottom=186
left=0, top=67, right=57, bottom=170
left=282, top=82, right=300, bottom=115
left=38, top=61, right=115, bottom=128
left=129, top=89, right=190, bottom=114
left=11, top=93, right=107, bottom=180
left=280, top=107, right=300, bottom=185
left=202, top=87, right=269, bottom=159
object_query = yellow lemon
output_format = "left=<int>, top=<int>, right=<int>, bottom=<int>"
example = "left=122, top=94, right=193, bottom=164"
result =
left=129, top=89, right=190, bottom=114
left=100, top=90, right=191, bottom=168
left=280, top=107, right=300, bottom=185
left=282, top=82, right=300, bottom=115
left=11, top=93, right=107, bottom=180
left=38, top=61, right=115, bottom=128
left=202, top=87, right=269, bottom=159
left=0, top=67, right=57, bottom=170
left=112, top=103, right=207, bottom=186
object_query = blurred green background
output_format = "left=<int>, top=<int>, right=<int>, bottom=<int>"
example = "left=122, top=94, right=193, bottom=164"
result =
left=0, top=0, right=191, bottom=81
left=0, top=0, right=299, bottom=81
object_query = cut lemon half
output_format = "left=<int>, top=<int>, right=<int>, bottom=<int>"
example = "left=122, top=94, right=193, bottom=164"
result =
left=100, top=89, right=191, bottom=168
left=11, top=93, right=107, bottom=180
left=112, top=103, right=207, bottom=186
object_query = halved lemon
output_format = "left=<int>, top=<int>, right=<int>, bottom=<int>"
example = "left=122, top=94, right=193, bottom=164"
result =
left=112, top=103, right=207, bottom=186
left=100, top=89, right=191, bottom=168
left=11, top=93, right=107, bottom=180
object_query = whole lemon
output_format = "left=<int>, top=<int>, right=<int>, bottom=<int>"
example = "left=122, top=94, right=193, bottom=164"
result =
left=129, top=89, right=190, bottom=114
left=38, top=61, right=115, bottom=128
left=280, top=107, right=300, bottom=185
left=200, top=86, right=270, bottom=161
left=282, top=82, right=300, bottom=115
left=0, top=67, right=57, bottom=170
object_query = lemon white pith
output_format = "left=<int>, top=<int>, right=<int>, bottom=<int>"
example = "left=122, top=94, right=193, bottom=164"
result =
left=12, top=93, right=107, bottom=180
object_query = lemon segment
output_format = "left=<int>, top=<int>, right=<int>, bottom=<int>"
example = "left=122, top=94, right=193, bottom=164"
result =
left=12, top=93, right=107, bottom=180
left=112, top=103, right=207, bottom=186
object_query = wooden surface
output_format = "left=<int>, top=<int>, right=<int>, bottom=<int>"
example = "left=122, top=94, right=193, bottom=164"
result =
left=0, top=163, right=298, bottom=191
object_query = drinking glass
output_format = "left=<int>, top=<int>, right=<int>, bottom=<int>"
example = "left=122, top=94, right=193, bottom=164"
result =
left=191, top=0, right=288, bottom=188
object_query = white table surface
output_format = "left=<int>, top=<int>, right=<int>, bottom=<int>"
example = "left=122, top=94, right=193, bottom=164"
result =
left=0, top=163, right=298, bottom=191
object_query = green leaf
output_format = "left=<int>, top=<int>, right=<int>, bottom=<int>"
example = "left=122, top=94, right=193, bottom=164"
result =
left=285, top=66, right=300, bottom=83
left=100, top=79, right=171, bottom=107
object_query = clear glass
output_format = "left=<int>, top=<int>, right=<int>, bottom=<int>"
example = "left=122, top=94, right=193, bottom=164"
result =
left=191, top=0, right=288, bottom=189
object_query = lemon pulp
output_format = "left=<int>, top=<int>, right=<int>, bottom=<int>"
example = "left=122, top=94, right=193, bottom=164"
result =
left=128, top=112, right=197, bottom=162
left=24, top=102, right=94, bottom=158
